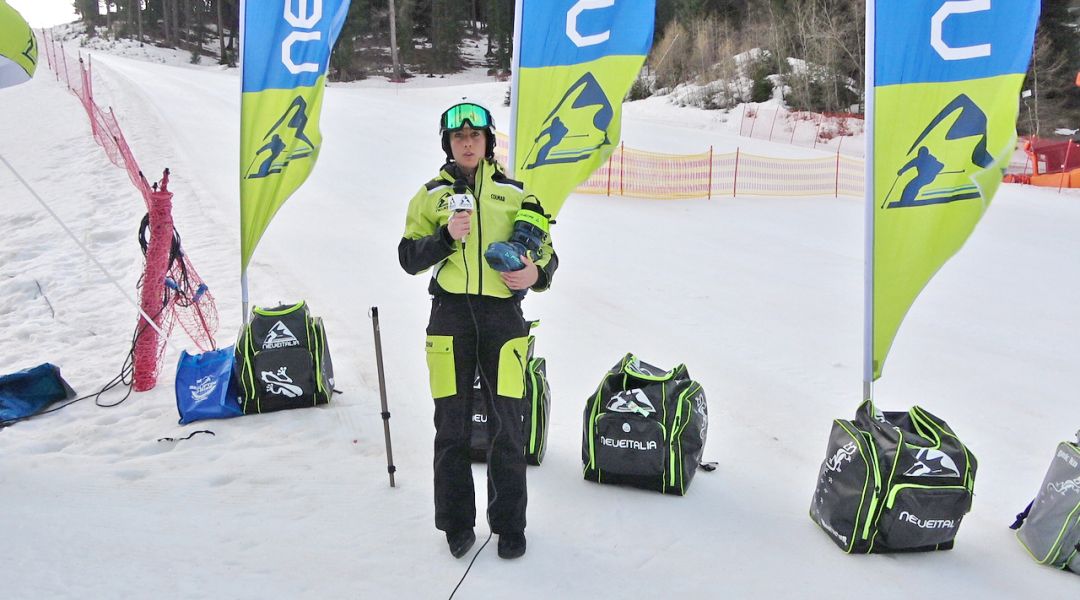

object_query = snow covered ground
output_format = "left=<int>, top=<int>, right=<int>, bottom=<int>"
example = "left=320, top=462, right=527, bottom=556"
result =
left=1, top=40, right=1078, bottom=599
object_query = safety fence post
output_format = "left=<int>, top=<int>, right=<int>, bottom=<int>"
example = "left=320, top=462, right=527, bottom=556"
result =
left=40, top=29, right=51, bottom=71
left=707, top=145, right=713, bottom=200
left=733, top=147, right=740, bottom=197
left=51, top=38, right=59, bottom=81
left=84, top=57, right=97, bottom=139
left=606, top=152, right=613, bottom=196
left=87, top=54, right=94, bottom=108
left=1059, top=141, right=1073, bottom=193
left=133, top=173, right=174, bottom=391
left=768, top=107, right=780, bottom=141
left=60, top=44, right=70, bottom=90
left=619, top=141, right=625, bottom=196
left=835, top=143, right=842, bottom=198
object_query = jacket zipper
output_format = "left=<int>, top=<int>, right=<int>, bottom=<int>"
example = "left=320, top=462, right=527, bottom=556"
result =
left=474, top=161, right=483, bottom=296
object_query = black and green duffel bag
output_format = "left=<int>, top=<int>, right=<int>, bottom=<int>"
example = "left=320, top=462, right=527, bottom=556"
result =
left=235, top=301, right=334, bottom=414
left=810, top=400, right=977, bottom=553
left=582, top=354, right=707, bottom=495
left=1011, top=433, right=1080, bottom=574
left=470, top=334, right=551, bottom=466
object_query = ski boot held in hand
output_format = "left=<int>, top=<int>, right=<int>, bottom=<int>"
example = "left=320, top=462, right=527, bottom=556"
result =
left=483, top=201, right=551, bottom=274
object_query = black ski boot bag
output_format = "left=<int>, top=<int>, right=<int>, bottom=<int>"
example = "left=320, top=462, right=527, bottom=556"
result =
left=235, top=301, right=334, bottom=414
left=810, top=400, right=977, bottom=554
left=582, top=354, right=707, bottom=495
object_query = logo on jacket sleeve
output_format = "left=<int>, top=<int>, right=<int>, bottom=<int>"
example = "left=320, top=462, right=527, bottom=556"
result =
left=263, top=321, right=301, bottom=349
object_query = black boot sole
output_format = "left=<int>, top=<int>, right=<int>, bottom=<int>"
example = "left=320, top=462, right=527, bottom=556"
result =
left=448, top=531, right=476, bottom=559
left=497, top=539, right=526, bottom=559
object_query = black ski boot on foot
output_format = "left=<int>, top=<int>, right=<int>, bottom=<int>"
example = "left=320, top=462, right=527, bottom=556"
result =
left=497, top=532, right=526, bottom=559
left=446, top=528, right=476, bottom=558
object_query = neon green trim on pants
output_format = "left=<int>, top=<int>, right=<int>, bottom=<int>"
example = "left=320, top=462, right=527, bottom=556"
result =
left=425, top=335, right=456, bottom=399
left=496, top=336, right=530, bottom=399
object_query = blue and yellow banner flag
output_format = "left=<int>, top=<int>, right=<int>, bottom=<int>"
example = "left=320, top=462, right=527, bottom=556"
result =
left=510, top=0, right=655, bottom=217
left=868, top=1, right=1039, bottom=381
left=240, top=0, right=349, bottom=270
left=0, top=0, right=36, bottom=89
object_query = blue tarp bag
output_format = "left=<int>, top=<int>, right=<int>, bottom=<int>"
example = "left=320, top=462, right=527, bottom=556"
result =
left=175, top=345, right=242, bottom=425
left=0, top=363, right=76, bottom=424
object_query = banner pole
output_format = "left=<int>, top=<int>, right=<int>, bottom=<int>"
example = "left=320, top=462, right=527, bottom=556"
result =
left=507, top=0, right=525, bottom=177
left=863, top=0, right=876, bottom=401
left=241, top=269, right=249, bottom=324
left=239, top=0, right=247, bottom=324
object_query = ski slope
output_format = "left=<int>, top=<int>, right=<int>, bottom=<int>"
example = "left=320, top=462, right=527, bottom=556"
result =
left=1, top=47, right=1078, bottom=599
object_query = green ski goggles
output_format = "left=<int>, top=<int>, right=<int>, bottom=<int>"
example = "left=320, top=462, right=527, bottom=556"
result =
left=440, top=103, right=494, bottom=133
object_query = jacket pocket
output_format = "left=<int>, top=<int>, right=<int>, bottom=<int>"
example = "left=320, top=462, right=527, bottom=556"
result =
left=425, top=335, right=457, bottom=399
left=496, top=336, right=530, bottom=399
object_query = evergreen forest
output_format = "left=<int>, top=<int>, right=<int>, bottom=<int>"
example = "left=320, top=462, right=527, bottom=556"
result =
left=71, top=1, right=1080, bottom=135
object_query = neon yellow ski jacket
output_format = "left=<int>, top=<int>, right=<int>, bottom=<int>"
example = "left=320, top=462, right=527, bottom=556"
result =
left=399, top=160, right=557, bottom=298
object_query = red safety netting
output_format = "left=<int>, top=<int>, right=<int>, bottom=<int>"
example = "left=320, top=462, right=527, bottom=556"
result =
left=41, top=30, right=219, bottom=390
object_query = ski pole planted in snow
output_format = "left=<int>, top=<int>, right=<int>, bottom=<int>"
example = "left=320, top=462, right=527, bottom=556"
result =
left=370, top=306, right=397, bottom=487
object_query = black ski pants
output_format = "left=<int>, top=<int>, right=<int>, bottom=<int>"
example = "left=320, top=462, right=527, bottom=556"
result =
left=425, top=294, right=529, bottom=535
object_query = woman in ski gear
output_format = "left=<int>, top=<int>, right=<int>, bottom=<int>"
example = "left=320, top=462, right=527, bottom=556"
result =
left=399, top=102, right=557, bottom=560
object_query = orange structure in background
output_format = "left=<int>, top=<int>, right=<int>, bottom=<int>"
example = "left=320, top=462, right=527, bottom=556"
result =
left=1020, top=137, right=1080, bottom=189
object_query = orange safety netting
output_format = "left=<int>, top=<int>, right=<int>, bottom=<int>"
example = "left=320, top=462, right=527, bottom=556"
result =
left=494, top=132, right=864, bottom=201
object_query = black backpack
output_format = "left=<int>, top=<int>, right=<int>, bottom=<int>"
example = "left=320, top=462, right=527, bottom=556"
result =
left=469, top=334, right=551, bottom=466
left=582, top=354, right=708, bottom=495
left=810, top=400, right=977, bottom=553
left=235, top=301, right=334, bottom=414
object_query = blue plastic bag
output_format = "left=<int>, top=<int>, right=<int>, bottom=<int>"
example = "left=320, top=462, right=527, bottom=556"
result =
left=0, top=363, right=76, bottom=423
left=175, top=345, right=242, bottom=425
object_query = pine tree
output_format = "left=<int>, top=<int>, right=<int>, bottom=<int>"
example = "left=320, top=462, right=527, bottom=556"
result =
left=486, top=0, right=513, bottom=72
left=1022, top=0, right=1080, bottom=135
left=429, top=0, right=465, bottom=72
left=331, top=1, right=368, bottom=80
left=396, top=0, right=416, bottom=65
left=74, top=0, right=100, bottom=35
